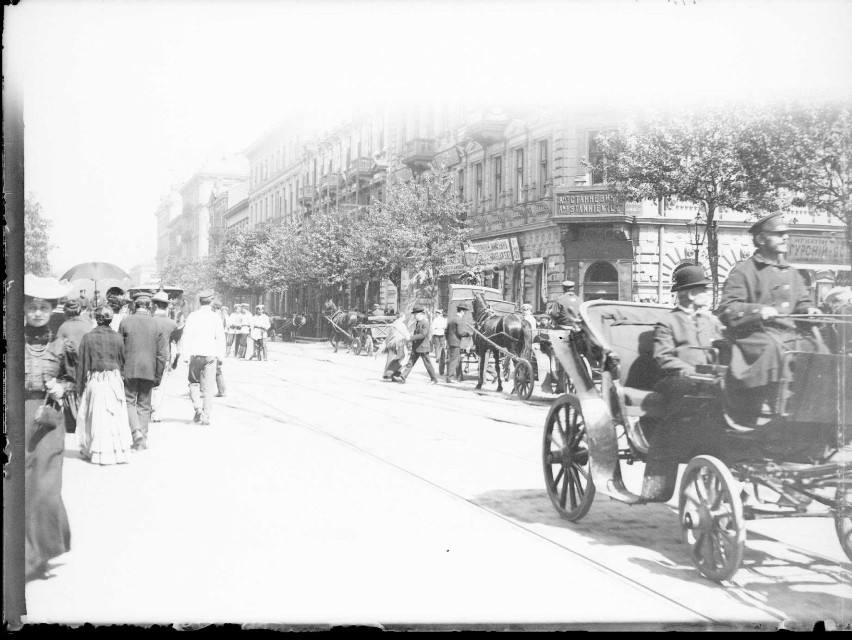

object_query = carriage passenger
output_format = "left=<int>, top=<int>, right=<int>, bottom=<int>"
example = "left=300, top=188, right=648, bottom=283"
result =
left=716, top=211, right=824, bottom=421
left=370, top=303, right=384, bottom=318
left=641, top=266, right=725, bottom=502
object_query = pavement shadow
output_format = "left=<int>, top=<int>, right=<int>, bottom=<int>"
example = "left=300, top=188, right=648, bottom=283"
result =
left=474, top=489, right=851, bottom=623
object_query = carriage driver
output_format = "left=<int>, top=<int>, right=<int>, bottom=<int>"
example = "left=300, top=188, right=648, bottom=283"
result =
left=641, top=265, right=726, bottom=502
left=546, top=280, right=582, bottom=394
left=716, top=211, right=824, bottom=423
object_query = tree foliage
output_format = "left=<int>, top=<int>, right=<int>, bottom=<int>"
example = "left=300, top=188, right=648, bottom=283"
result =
left=591, top=106, right=788, bottom=302
left=771, top=103, right=852, bottom=268
left=159, top=256, right=213, bottom=303
left=24, top=194, right=54, bottom=276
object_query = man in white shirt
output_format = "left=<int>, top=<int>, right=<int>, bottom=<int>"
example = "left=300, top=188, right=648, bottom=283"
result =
left=250, top=304, right=271, bottom=361
left=181, top=289, right=225, bottom=425
left=430, top=309, right=448, bottom=376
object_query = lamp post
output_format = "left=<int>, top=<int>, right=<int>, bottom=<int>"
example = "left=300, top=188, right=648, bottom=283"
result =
left=462, top=243, right=482, bottom=285
left=685, top=211, right=708, bottom=266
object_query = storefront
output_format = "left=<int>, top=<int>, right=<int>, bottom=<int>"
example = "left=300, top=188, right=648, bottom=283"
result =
left=553, top=187, right=638, bottom=301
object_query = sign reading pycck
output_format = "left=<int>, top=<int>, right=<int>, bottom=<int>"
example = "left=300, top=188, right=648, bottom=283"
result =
left=787, top=234, right=850, bottom=265
left=553, top=189, right=626, bottom=217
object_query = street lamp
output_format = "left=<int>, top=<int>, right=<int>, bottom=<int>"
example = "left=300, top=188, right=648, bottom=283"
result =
left=461, top=243, right=482, bottom=285
left=685, top=211, right=708, bottom=266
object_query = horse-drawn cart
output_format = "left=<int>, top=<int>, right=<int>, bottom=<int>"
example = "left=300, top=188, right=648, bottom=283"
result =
left=448, top=284, right=536, bottom=400
left=542, top=299, right=851, bottom=582
left=351, top=316, right=399, bottom=356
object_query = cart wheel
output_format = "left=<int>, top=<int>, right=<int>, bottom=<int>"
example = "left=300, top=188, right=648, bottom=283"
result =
left=542, top=395, right=595, bottom=521
left=364, top=336, right=375, bottom=357
left=679, top=455, right=746, bottom=583
left=835, top=483, right=852, bottom=562
left=514, top=359, right=534, bottom=400
left=351, top=337, right=362, bottom=356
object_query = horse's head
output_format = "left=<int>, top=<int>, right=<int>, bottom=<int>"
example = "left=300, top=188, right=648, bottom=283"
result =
left=293, top=314, right=306, bottom=328
left=472, top=291, right=491, bottom=322
left=323, top=300, right=337, bottom=315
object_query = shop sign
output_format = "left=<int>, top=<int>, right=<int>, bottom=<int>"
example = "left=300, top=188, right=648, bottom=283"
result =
left=440, top=236, right=519, bottom=275
left=787, top=234, right=850, bottom=265
left=554, top=189, right=626, bottom=217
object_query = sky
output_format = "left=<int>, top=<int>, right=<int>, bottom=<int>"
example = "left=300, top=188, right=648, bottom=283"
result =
left=6, top=0, right=852, bottom=278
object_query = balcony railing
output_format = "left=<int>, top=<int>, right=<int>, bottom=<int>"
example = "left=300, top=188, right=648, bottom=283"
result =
left=401, top=138, right=437, bottom=171
left=298, top=186, right=316, bottom=204
left=319, top=172, right=344, bottom=193
left=465, top=110, right=510, bottom=147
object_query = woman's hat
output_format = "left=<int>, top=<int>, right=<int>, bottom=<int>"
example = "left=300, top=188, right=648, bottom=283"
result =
left=151, top=290, right=170, bottom=305
left=24, top=274, right=72, bottom=302
left=198, top=289, right=215, bottom=303
left=824, top=286, right=852, bottom=306
left=671, top=265, right=711, bottom=292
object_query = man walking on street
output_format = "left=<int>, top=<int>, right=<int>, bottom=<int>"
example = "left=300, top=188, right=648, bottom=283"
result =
left=119, top=292, right=169, bottom=450
left=150, top=290, right=177, bottom=423
left=396, top=306, right=439, bottom=385
left=431, top=308, right=448, bottom=376
left=446, top=303, right=472, bottom=383
left=182, top=290, right=225, bottom=425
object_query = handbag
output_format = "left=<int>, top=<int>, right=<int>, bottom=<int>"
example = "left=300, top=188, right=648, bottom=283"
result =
left=34, top=392, right=64, bottom=429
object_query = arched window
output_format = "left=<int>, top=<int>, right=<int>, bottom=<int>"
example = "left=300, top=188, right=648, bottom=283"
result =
left=583, top=261, right=619, bottom=301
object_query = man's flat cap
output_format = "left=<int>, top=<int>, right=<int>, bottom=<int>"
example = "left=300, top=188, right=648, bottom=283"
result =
left=748, top=211, right=790, bottom=235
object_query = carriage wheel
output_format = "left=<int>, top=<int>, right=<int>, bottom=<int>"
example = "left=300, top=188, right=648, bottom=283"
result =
left=835, top=483, right=852, bottom=562
left=542, top=395, right=595, bottom=521
left=679, top=455, right=746, bottom=583
left=351, top=337, right=362, bottom=356
left=514, top=359, right=534, bottom=401
left=364, top=335, right=375, bottom=357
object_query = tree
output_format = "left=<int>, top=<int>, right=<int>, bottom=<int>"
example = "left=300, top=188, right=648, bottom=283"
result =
left=771, top=103, right=852, bottom=269
left=24, top=194, right=54, bottom=276
left=591, top=106, right=785, bottom=303
left=209, top=225, right=273, bottom=301
left=159, top=255, right=214, bottom=303
left=352, top=162, right=469, bottom=312
left=295, top=206, right=356, bottom=300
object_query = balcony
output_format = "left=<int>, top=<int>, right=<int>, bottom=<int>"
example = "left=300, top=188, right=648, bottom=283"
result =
left=465, top=110, right=510, bottom=148
left=298, top=186, right=316, bottom=204
left=401, top=138, right=437, bottom=172
left=319, top=172, right=344, bottom=194
left=346, top=157, right=378, bottom=183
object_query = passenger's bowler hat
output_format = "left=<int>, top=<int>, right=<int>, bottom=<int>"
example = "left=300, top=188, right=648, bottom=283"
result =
left=456, top=303, right=470, bottom=311
left=748, top=211, right=790, bottom=235
left=671, top=265, right=711, bottom=292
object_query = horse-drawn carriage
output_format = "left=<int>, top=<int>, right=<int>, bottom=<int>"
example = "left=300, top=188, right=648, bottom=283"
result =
left=543, top=299, right=851, bottom=582
left=269, top=313, right=306, bottom=342
left=448, top=284, right=536, bottom=400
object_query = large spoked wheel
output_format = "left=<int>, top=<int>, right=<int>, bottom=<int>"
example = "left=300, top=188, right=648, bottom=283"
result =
left=679, top=455, right=746, bottom=583
left=363, top=335, right=375, bottom=357
left=835, top=483, right=852, bottom=562
left=351, top=337, right=362, bottom=356
left=542, top=395, right=595, bottom=521
left=514, top=359, right=534, bottom=401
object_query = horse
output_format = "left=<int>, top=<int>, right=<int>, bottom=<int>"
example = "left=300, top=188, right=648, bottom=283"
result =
left=323, top=300, right=367, bottom=353
left=273, top=313, right=307, bottom=342
left=471, top=291, right=533, bottom=394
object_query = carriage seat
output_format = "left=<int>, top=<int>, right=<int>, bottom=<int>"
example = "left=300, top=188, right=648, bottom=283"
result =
left=621, top=387, right=668, bottom=419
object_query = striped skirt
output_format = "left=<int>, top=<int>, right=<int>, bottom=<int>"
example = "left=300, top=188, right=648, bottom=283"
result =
left=76, top=369, right=133, bottom=465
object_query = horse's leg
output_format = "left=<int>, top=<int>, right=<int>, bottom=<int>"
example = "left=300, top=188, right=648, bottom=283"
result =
left=475, top=347, right=485, bottom=390
left=330, top=329, right=338, bottom=352
left=494, top=348, right=504, bottom=392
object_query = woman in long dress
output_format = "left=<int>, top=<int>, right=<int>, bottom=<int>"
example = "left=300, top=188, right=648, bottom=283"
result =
left=76, top=306, right=134, bottom=465
left=23, top=274, right=74, bottom=580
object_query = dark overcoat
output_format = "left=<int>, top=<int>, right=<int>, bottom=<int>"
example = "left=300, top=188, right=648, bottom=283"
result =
left=411, top=317, right=432, bottom=353
left=653, top=307, right=724, bottom=377
left=445, top=316, right=471, bottom=348
left=119, top=312, right=168, bottom=383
